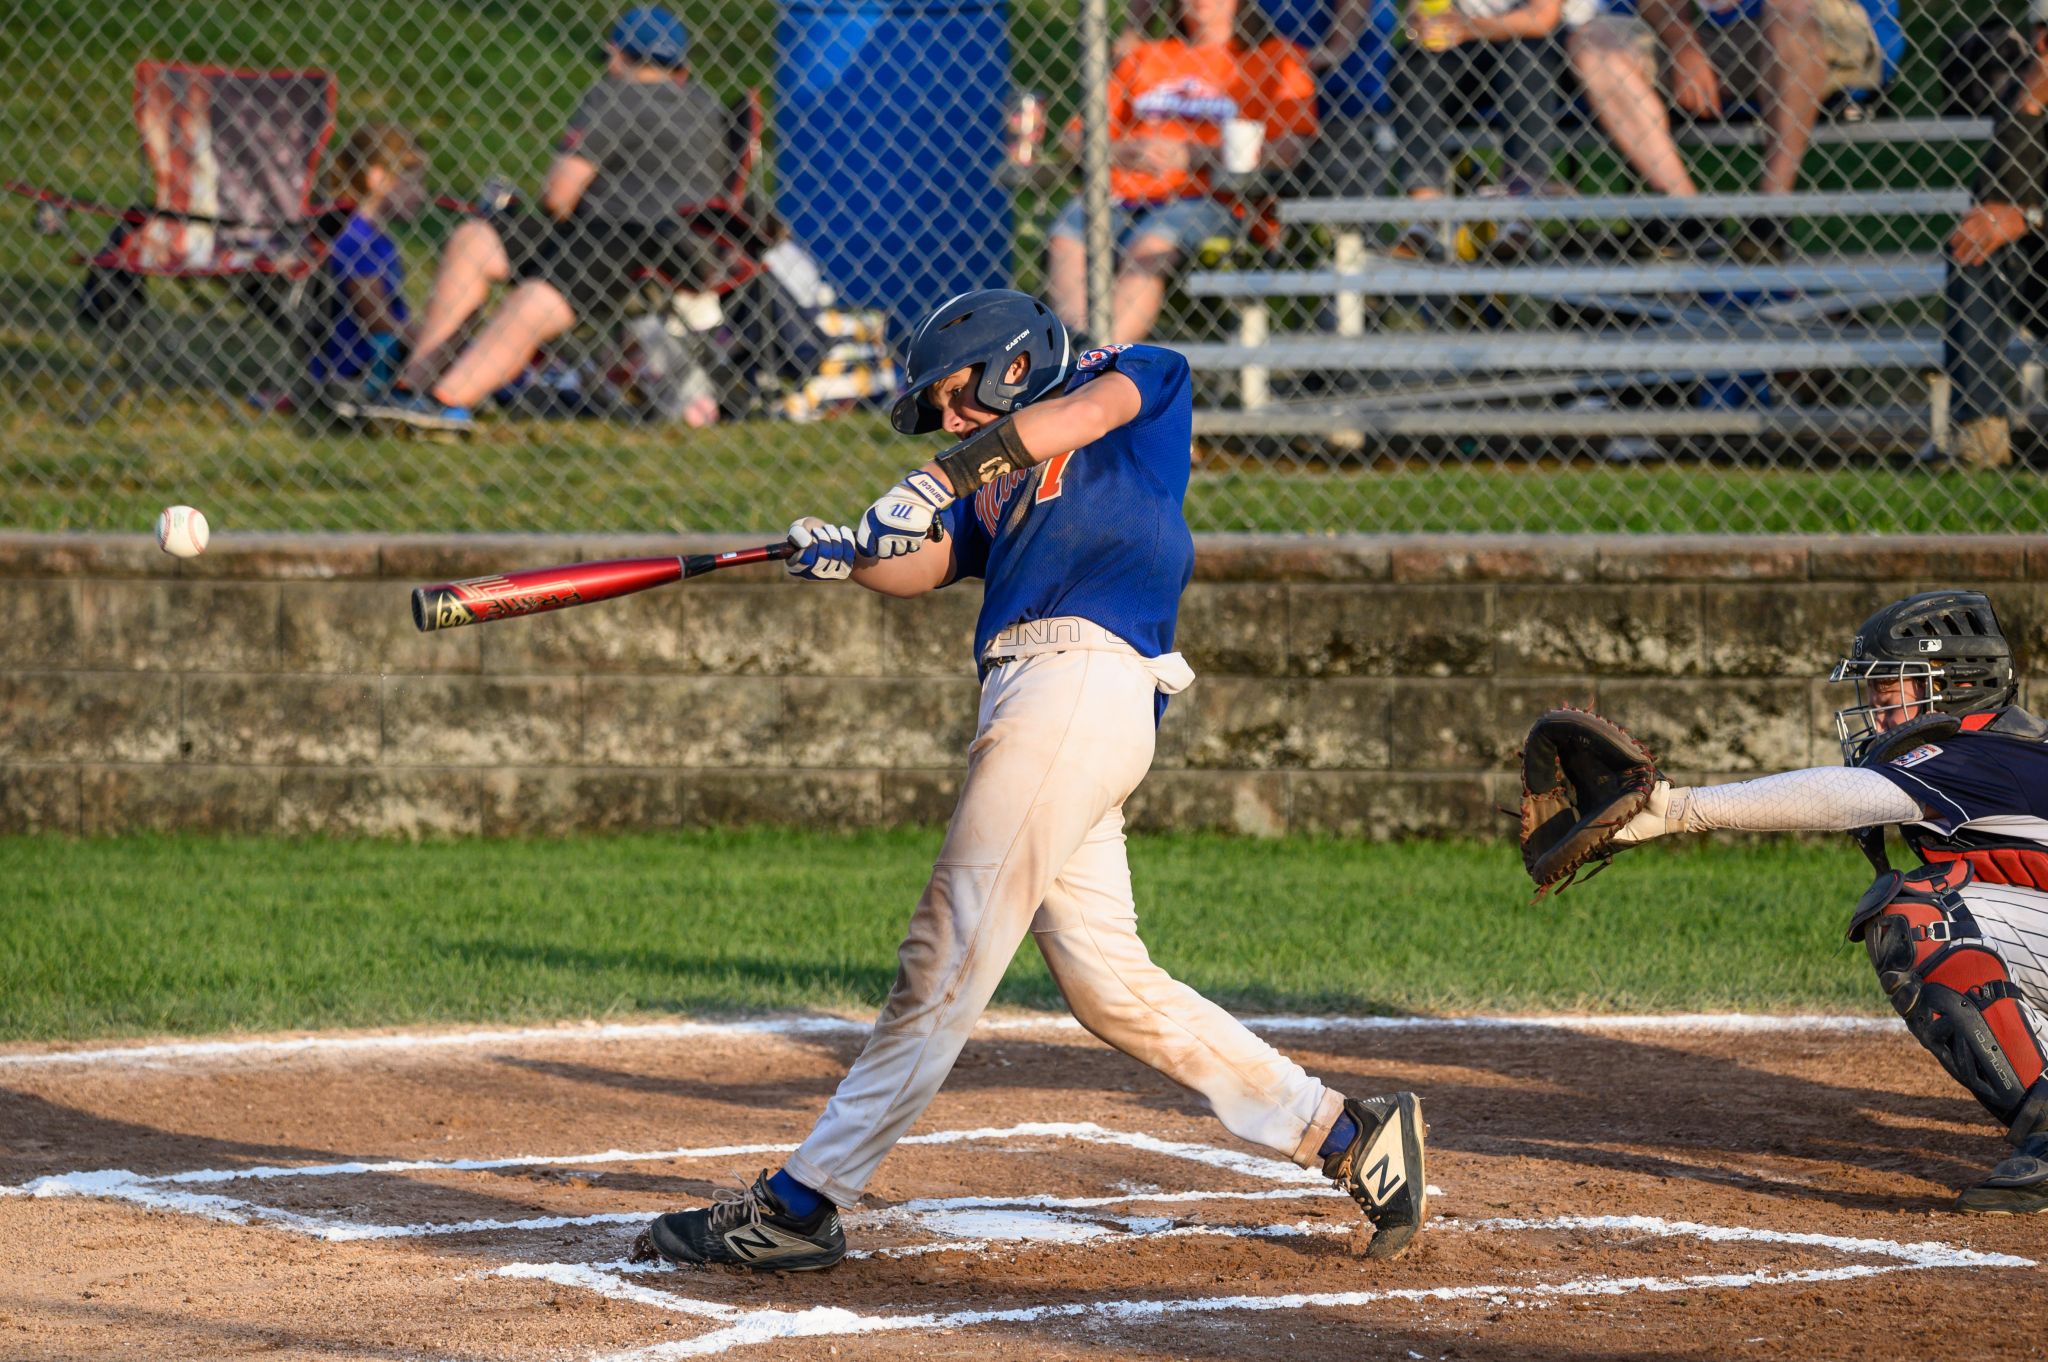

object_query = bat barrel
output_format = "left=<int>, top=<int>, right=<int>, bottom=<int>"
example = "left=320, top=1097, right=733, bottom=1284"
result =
left=409, top=557, right=689, bottom=633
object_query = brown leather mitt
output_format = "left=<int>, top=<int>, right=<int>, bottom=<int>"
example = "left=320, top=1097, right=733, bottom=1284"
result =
left=1517, top=709, right=1662, bottom=897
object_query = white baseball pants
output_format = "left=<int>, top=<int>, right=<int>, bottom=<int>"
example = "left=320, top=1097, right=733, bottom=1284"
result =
left=784, top=638, right=1345, bottom=1207
left=1961, top=880, right=2048, bottom=1015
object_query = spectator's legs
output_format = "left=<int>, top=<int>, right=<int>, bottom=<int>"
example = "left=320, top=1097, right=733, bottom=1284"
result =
left=401, top=218, right=512, bottom=392
left=1755, top=0, right=1827, bottom=194
left=1393, top=44, right=1458, bottom=197
left=1494, top=38, right=1563, bottom=190
left=1048, top=233, right=1089, bottom=336
left=429, top=280, right=577, bottom=409
left=1946, top=248, right=2019, bottom=434
left=1568, top=20, right=1698, bottom=198
left=1108, top=234, right=1179, bottom=344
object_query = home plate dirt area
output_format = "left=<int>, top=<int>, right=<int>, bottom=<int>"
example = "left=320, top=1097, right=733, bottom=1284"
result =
left=4, top=1016, right=2045, bottom=1361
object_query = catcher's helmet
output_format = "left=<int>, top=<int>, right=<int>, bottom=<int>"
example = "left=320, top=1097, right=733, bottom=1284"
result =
left=1829, top=589, right=2018, bottom=762
left=891, top=289, right=1072, bottom=435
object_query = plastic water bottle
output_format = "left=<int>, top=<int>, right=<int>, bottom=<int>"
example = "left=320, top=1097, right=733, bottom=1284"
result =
left=1410, top=0, right=1456, bottom=51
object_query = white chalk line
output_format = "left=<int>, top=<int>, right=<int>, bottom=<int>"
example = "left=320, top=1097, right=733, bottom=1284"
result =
left=1, top=1122, right=1324, bottom=1243
left=0, top=1012, right=1894, bottom=1071
left=515, top=1212, right=2034, bottom=1361
left=10, top=1119, right=2031, bottom=1360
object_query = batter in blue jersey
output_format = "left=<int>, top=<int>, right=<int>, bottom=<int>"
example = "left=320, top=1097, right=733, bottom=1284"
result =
left=631, top=290, right=1428, bottom=1273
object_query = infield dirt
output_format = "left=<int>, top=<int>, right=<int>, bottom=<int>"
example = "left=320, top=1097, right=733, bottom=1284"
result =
left=3, top=1015, right=2044, bottom=1361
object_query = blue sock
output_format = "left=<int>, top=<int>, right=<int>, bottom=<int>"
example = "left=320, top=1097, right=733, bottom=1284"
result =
left=767, top=1167, right=824, bottom=1220
left=1317, top=1111, right=1359, bottom=1161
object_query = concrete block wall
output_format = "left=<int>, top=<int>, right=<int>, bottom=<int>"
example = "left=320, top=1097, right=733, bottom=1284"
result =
left=2, top=533, right=2042, bottom=837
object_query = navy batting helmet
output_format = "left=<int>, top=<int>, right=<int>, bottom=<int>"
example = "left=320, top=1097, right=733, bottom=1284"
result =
left=891, top=290, right=1072, bottom=435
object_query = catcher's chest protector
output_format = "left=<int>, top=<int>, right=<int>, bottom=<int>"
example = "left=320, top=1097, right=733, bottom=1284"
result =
left=1897, top=709, right=2048, bottom=893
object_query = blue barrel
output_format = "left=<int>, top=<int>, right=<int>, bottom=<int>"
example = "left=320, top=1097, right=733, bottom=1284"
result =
left=774, top=0, right=1013, bottom=338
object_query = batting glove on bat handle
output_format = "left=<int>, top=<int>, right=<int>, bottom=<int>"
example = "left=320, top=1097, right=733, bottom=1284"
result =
left=785, top=518, right=857, bottom=582
left=856, top=470, right=954, bottom=559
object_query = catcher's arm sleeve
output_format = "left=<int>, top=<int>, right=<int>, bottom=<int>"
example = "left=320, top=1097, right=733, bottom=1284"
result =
left=1613, top=767, right=1926, bottom=843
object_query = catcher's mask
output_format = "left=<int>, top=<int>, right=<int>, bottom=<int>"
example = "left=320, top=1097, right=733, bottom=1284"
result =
left=1829, top=589, right=2016, bottom=763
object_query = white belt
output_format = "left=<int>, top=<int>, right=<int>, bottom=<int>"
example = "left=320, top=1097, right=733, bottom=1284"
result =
left=980, top=616, right=1195, bottom=696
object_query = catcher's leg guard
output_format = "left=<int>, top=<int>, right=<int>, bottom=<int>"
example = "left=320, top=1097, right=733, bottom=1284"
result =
left=1855, top=861, right=2048, bottom=1139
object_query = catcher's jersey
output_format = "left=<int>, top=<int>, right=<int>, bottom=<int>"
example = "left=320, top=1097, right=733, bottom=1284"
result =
left=940, top=342, right=1196, bottom=665
left=1872, top=709, right=2048, bottom=891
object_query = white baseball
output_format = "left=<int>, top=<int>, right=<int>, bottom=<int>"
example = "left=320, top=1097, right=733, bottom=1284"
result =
left=156, top=505, right=210, bottom=558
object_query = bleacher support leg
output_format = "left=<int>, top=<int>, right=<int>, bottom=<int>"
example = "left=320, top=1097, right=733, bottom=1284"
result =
left=1331, top=231, right=1366, bottom=453
left=1926, top=369, right=1951, bottom=453
left=1239, top=297, right=1269, bottom=411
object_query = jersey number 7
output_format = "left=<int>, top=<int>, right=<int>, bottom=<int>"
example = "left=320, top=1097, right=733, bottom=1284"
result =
left=1035, top=451, right=1074, bottom=504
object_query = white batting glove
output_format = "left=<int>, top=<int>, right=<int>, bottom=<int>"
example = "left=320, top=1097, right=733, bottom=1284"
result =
left=1612, top=780, right=1687, bottom=846
left=856, top=470, right=953, bottom=559
left=785, top=517, right=856, bottom=583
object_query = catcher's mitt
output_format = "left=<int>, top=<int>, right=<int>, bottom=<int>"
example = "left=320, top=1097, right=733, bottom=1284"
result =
left=1516, top=708, right=1663, bottom=897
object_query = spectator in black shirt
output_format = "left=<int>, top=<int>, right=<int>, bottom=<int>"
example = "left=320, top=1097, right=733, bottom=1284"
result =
left=372, top=7, right=727, bottom=431
left=1940, top=15, right=2048, bottom=471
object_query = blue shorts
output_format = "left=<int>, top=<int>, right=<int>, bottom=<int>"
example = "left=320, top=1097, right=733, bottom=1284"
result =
left=1048, top=195, right=1238, bottom=256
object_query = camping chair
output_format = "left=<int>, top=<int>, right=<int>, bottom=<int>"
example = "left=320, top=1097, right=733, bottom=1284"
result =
left=70, top=61, right=336, bottom=424
left=595, top=89, right=894, bottom=423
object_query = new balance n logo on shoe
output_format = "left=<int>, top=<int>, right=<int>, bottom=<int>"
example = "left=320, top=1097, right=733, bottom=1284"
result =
left=1326, top=1092, right=1428, bottom=1261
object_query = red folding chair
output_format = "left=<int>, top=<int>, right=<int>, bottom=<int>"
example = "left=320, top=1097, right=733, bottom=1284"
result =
left=70, top=61, right=336, bottom=423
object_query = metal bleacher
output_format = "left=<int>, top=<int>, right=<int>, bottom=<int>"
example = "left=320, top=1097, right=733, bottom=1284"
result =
left=1179, top=122, right=1983, bottom=454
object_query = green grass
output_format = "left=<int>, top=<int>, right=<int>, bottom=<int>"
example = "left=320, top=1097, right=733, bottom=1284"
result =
left=1, top=393, right=2035, bottom=533
left=0, top=831, right=1883, bottom=1043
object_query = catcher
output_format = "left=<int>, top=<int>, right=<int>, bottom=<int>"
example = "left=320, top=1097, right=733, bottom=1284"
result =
left=1518, top=589, right=2048, bottom=1214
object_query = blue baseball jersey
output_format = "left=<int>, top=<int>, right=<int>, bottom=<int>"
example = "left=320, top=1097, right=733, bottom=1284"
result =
left=1872, top=715, right=2048, bottom=890
left=315, top=213, right=409, bottom=384
left=939, top=342, right=1196, bottom=667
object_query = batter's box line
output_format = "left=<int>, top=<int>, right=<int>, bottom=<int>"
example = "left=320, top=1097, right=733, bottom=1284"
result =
left=0, top=1012, right=1900, bottom=1071
left=0, top=1121, right=1336, bottom=1243
left=500, top=1216, right=2036, bottom=1362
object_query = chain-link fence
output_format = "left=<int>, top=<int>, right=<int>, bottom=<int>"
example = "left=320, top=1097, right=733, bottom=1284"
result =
left=1, top=2, right=2041, bottom=535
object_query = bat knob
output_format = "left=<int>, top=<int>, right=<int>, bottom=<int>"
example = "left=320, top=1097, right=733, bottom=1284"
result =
left=411, top=586, right=475, bottom=633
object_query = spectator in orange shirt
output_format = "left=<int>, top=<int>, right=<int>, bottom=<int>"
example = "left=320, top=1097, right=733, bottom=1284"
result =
left=1049, top=0, right=1317, bottom=343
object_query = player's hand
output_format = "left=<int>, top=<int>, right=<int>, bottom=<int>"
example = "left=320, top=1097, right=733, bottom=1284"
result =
left=1668, top=44, right=1722, bottom=119
left=1951, top=204, right=2030, bottom=268
left=785, top=517, right=856, bottom=582
left=1610, top=780, right=1676, bottom=846
left=856, top=471, right=953, bottom=559
left=1409, top=11, right=1471, bottom=47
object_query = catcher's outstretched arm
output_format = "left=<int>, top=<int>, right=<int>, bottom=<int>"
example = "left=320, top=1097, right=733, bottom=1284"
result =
left=1612, top=768, right=1925, bottom=845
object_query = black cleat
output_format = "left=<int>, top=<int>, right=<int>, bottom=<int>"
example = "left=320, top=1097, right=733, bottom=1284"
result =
left=1957, top=1133, right=2048, bottom=1215
left=1322, top=1092, right=1428, bottom=1259
left=630, top=1170, right=847, bottom=1272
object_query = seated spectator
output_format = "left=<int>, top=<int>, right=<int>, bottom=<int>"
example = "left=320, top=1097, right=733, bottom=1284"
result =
left=312, top=124, right=424, bottom=400
left=1049, top=0, right=1317, bottom=344
left=1571, top=0, right=1892, bottom=260
left=1937, top=12, right=2048, bottom=471
left=369, top=7, right=727, bottom=432
left=1388, top=0, right=1577, bottom=261
left=1125, top=0, right=1400, bottom=198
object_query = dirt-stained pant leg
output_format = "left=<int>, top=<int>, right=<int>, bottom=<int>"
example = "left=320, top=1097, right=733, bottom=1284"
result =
left=786, top=650, right=1158, bottom=1206
left=1032, top=808, right=1345, bottom=1166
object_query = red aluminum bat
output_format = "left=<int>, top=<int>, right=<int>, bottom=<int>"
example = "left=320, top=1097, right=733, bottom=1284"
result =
left=411, top=542, right=795, bottom=633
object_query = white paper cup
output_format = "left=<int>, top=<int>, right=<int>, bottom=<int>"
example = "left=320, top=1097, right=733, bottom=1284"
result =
left=1222, top=118, right=1264, bottom=175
